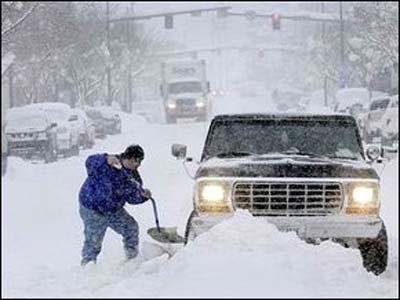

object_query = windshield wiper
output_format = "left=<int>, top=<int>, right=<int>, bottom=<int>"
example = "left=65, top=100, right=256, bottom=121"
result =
left=327, top=155, right=359, bottom=160
left=214, top=151, right=257, bottom=158
left=280, top=148, right=329, bottom=159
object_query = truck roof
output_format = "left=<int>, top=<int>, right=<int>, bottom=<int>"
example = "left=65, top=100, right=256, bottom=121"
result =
left=212, top=113, right=356, bottom=122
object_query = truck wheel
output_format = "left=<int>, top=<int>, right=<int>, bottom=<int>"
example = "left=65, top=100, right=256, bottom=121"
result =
left=357, top=222, right=388, bottom=276
left=184, top=210, right=199, bottom=245
left=166, top=115, right=176, bottom=124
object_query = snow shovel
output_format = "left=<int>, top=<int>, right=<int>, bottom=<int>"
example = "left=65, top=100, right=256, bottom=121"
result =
left=147, top=197, right=185, bottom=244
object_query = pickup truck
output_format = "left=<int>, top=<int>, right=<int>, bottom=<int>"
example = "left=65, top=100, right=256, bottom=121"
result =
left=172, top=113, right=388, bottom=276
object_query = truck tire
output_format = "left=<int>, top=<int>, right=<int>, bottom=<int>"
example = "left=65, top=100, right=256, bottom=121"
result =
left=166, top=114, right=176, bottom=124
left=184, top=210, right=199, bottom=245
left=357, top=222, right=388, bottom=276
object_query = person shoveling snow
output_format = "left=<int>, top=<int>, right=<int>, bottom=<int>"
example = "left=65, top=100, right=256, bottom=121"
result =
left=78, top=144, right=153, bottom=266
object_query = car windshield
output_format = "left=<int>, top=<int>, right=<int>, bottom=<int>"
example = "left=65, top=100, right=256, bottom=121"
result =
left=44, top=109, right=69, bottom=122
left=85, top=110, right=102, bottom=119
left=203, top=118, right=363, bottom=160
left=370, top=99, right=390, bottom=110
left=168, top=81, right=202, bottom=94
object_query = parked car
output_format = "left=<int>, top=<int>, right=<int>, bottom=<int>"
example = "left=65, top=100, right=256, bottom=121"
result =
left=172, top=113, right=388, bottom=276
left=2, top=122, right=8, bottom=176
left=380, top=95, right=398, bottom=146
left=84, top=107, right=107, bottom=139
left=70, top=108, right=96, bottom=149
left=26, top=102, right=80, bottom=157
left=5, top=107, right=58, bottom=163
left=96, top=106, right=122, bottom=135
left=363, top=96, right=392, bottom=142
left=85, top=106, right=121, bottom=136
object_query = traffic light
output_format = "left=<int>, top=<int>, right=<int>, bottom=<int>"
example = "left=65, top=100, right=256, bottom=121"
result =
left=271, top=12, right=281, bottom=30
left=165, top=15, right=173, bottom=29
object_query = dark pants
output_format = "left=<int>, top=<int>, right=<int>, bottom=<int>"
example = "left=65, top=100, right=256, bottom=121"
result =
left=79, top=204, right=139, bottom=265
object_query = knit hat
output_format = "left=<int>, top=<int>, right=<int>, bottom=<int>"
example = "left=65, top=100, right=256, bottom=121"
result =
left=122, top=144, right=144, bottom=160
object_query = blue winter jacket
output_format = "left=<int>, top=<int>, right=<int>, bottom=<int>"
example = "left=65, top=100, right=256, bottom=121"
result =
left=79, top=153, right=148, bottom=213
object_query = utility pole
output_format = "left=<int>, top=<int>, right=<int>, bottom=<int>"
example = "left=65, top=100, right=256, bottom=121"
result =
left=339, top=1, right=345, bottom=89
left=126, top=3, right=134, bottom=113
left=106, top=2, right=112, bottom=106
left=9, top=64, right=14, bottom=108
left=321, top=2, right=328, bottom=107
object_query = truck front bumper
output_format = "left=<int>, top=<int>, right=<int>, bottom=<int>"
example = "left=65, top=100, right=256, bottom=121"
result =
left=190, top=213, right=383, bottom=239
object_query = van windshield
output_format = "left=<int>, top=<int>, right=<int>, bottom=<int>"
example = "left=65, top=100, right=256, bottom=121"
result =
left=168, top=81, right=202, bottom=94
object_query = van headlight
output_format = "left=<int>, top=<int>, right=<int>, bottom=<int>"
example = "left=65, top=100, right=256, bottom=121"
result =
left=196, top=97, right=205, bottom=108
left=345, top=182, right=379, bottom=215
left=166, top=99, right=176, bottom=109
left=196, top=180, right=232, bottom=212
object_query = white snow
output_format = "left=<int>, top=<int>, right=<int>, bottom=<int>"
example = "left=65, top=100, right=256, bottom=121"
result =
left=2, top=110, right=398, bottom=297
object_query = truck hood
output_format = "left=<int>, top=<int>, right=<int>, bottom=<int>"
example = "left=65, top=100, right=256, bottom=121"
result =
left=196, top=155, right=378, bottom=179
left=169, top=93, right=204, bottom=99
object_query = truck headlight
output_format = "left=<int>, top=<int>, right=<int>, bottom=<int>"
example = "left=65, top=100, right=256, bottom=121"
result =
left=201, top=184, right=225, bottom=202
left=197, top=180, right=232, bottom=213
left=346, top=182, right=379, bottom=215
left=196, top=98, right=205, bottom=108
left=166, top=99, right=176, bottom=109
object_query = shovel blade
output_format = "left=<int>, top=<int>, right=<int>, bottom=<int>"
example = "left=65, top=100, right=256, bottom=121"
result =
left=147, top=227, right=185, bottom=244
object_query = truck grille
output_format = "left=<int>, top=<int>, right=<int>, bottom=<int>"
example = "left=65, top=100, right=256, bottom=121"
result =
left=233, top=181, right=343, bottom=216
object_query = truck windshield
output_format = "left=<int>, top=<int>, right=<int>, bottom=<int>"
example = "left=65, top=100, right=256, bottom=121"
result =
left=203, top=119, right=364, bottom=161
left=168, top=81, right=202, bottom=94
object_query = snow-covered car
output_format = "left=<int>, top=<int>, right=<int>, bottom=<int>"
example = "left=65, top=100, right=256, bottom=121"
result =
left=172, top=113, right=388, bottom=276
left=5, top=107, right=58, bottom=163
left=84, top=107, right=107, bottom=138
left=70, top=108, right=96, bottom=149
left=334, top=88, right=370, bottom=114
left=363, top=96, right=392, bottom=142
left=2, top=122, right=8, bottom=176
left=380, top=95, right=398, bottom=146
left=85, top=106, right=121, bottom=135
left=26, top=102, right=80, bottom=157
left=96, top=106, right=122, bottom=135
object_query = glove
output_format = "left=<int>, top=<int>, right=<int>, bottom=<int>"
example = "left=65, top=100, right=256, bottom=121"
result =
left=107, top=155, right=122, bottom=169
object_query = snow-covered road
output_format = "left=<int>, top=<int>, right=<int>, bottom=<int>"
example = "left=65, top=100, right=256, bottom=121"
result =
left=2, top=111, right=398, bottom=297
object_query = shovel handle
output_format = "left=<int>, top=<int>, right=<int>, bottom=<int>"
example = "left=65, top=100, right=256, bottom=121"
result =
left=149, top=197, right=161, bottom=232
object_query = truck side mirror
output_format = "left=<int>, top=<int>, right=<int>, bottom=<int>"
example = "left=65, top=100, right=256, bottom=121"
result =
left=365, top=145, right=382, bottom=163
left=172, top=143, right=187, bottom=160
left=207, top=81, right=210, bottom=93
